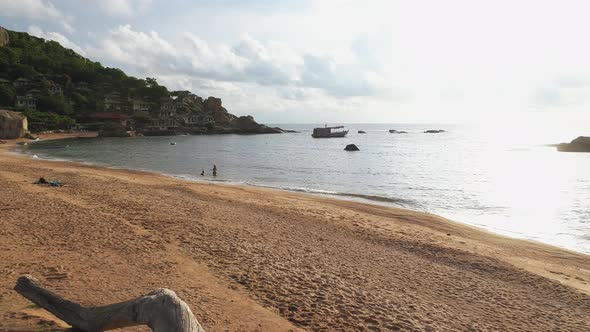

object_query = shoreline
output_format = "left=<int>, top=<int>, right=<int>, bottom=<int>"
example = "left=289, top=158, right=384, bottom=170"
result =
left=18, top=134, right=588, bottom=255
left=1, top=133, right=590, bottom=330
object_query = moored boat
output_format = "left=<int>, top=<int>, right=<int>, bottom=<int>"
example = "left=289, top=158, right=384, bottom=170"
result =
left=312, top=125, right=349, bottom=138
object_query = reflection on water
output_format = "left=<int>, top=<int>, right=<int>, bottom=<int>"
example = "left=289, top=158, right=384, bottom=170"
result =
left=23, top=123, right=590, bottom=254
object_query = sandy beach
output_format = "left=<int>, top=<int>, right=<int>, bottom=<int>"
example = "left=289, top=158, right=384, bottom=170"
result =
left=1, top=134, right=590, bottom=331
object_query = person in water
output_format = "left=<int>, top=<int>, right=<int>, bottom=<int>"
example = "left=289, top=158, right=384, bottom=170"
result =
left=212, top=164, right=217, bottom=176
left=200, top=170, right=205, bottom=176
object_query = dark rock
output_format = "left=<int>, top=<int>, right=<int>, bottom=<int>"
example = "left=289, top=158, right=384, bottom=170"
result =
left=232, top=116, right=283, bottom=134
left=205, top=97, right=236, bottom=125
left=389, top=130, right=407, bottom=134
left=0, top=110, right=28, bottom=139
left=424, top=129, right=445, bottom=133
left=358, top=130, right=366, bottom=134
left=344, top=144, right=360, bottom=151
left=556, top=136, right=590, bottom=152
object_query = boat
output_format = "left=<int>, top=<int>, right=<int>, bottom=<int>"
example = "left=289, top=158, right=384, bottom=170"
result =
left=312, top=125, right=349, bottom=138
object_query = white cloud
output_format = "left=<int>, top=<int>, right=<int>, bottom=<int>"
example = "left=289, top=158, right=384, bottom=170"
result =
left=0, top=0, right=73, bottom=32
left=6, top=0, right=590, bottom=123
left=88, top=25, right=387, bottom=101
left=27, top=25, right=85, bottom=55
left=98, top=0, right=153, bottom=17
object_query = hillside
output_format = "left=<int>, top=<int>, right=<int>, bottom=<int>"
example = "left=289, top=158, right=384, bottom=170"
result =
left=0, top=27, right=280, bottom=135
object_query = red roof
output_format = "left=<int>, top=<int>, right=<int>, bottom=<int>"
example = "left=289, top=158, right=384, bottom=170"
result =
left=89, top=112, right=129, bottom=120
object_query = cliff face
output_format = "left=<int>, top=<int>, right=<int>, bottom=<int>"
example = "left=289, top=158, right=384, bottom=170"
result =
left=0, top=27, right=9, bottom=47
left=200, top=96, right=280, bottom=133
left=204, top=97, right=236, bottom=125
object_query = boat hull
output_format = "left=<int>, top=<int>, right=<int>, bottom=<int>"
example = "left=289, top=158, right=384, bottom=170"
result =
left=312, top=130, right=349, bottom=138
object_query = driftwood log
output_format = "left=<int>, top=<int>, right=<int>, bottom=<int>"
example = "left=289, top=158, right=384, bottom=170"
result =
left=14, top=275, right=205, bottom=332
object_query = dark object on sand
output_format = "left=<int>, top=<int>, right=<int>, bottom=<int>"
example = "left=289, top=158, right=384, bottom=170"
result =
left=556, top=136, right=590, bottom=152
left=34, top=177, right=48, bottom=184
left=389, top=130, right=407, bottom=134
left=424, top=129, right=446, bottom=133
left=34, top=177, right=62, bottom=187
left=358, top=130, right=366, bottom=134
left=344, top=144, right=360, bottom=151
left=14, top=275, right=205, bottom=331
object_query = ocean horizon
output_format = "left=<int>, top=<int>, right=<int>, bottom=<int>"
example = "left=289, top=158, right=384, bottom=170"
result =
left=20, top=123, right=590, bottom=254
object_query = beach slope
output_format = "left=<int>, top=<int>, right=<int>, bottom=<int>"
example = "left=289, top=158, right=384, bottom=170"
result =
left=1, top=136, right=589, bottom=331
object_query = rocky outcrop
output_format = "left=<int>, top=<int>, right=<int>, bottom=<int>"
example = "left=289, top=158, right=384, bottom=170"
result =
left=424, top=129, right=445, bottom=133
left=344, top=144, right=360, bottom=151
left=358, top=130, right=366, bottom=134
left=0, top=110, right=28, bottom=139
left=204, top=97, right=236, bottom=126
left=232, top=115, right=282, bottom=134
left=389, top=130, right=407, bottom=134
left=0, top=27, right=9, bottom=47
left=556, top=136, right=590, bottom=152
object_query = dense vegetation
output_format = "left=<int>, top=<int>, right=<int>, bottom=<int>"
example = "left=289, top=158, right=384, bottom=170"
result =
left=0, top=29, right=176, bottom=129
left=0, top=28, right=281, bottom=135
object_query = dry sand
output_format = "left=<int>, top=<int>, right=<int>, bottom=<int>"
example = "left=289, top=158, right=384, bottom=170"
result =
left=1, top=133, right=590, bottom=331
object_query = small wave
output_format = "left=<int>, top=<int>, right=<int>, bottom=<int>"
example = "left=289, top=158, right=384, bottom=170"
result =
left=251, top=184, right=419, bottom=208
left=333, top=192, right=415, bottom=206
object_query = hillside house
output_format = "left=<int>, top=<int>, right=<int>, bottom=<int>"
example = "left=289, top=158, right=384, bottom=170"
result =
left=27, top=89, right=42, bottom=97
left=48, top=83, right=62, bottom=95
left=0, top=110, right=28, bottom=139
left=13, top=77, right=30, bottom=88
left=85, top=112, right=129, bottom=128
left=15, top=94, right=37, bottom=110
left=159, top=98, right=179, bottom=117
left=150, top=118, right=180, bottom=130
left=104, top=92, right=123, bottom=111
left=131, top=99, right=150, bottom=112
left=75, top=82, right=90, bottom=92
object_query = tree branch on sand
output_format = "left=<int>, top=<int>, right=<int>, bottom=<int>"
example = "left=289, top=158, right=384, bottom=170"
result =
left=14, top=275, right=205, bottom=332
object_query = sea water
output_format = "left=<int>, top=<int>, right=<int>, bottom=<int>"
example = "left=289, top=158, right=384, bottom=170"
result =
left=22, top=123, right=590, bottom=254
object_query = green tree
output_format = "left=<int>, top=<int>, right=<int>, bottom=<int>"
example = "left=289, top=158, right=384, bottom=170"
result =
left=37, top=95, right=72, bottom=115
left=0, top=85, right=15, bottom=106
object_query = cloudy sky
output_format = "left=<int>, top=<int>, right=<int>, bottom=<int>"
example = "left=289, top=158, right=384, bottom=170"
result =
left=1, top=0, right=590, bottom=124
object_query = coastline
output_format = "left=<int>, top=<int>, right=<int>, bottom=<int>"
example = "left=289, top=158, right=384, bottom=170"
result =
left=1, top=134, right=590, bottom=330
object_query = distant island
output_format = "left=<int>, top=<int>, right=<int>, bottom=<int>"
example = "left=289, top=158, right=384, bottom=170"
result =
left=555, top=136, right=590, bottom=153
left=0, top=27, right=282, bottom=136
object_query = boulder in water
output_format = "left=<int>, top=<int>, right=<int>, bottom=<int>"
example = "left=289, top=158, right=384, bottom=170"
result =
left=358, top=130, right=366, bottom=134
left=389, top=130, right=407, bottom=134
left=424, top=129, right=445, bottom=133
left=556, top=136, right=590, bottom=152
left=344, top=144, right=360, bottom=151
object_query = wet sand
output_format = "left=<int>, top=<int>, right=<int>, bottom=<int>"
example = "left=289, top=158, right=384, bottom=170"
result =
left=1, top=134, right=590, bottom=331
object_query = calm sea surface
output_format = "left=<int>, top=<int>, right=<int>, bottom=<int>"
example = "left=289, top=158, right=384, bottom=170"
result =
left=21, top=123, right=590, bottom=254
